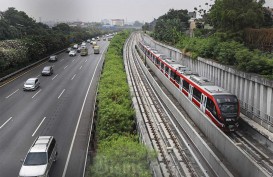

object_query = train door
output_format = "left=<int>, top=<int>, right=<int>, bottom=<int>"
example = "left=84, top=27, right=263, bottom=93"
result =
left=188, top=85, right=193, bottom=100
left=200, top=94, right=207, bottom=113
left=179, top=78, right=183, bottom=90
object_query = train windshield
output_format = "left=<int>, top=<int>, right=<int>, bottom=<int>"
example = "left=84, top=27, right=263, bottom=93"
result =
left=214, top=95, right=238, bottom=114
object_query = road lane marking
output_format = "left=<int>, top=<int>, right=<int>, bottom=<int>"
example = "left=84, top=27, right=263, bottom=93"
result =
left=6, top=89, right=19, bottom=98
left=58, top=89, right=65, bottom=99
left=32, top=117, right=46, bottom=137
left=60, top=59, right=64, bottom=62
left=0, top=117, right=12, bottom=129
left=62, top=47, right=107, bottom=177
left=85, top=59, right=87, bottom=63
left=79, top=66, right=82, bottom=70
left=0, top=61, right=47, bottom=88
left=71, top=74, right=76, bottom=80
left=72, top=59, right=75, bottom=62
left=64, top=65, right=68, bottom=69
left=32, top=89, right=42, bottom=98
left=36, top=74, right=40, bottom=78
left=52, top=74, right=58, bottom=80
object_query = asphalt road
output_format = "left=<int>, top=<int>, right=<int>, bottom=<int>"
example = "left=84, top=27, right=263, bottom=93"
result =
left=0, top=40, right=109, bottom=177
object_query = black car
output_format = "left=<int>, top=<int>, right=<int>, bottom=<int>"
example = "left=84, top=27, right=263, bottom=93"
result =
left=41, top=66, right=53, bottom=76
left=49, top=55, right=58, bottom=62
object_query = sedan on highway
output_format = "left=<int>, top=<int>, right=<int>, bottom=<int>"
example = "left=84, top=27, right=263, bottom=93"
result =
left=69, top=50, right=77, bottom=56
left=49, top=55, right=58, bottom=62
left=23, top=78, right=40, bottom=91
left=41, top=66, right=53, bottom=76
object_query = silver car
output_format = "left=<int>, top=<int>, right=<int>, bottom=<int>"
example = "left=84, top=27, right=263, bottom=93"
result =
left=19, top=136, right=58, bottom=177
left=23, top=78, right=40, bottom=91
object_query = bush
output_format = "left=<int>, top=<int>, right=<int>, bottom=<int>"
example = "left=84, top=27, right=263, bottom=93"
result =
left=90, top=136, right=154, bottom=177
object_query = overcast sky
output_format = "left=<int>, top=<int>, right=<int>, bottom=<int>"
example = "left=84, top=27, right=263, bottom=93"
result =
left=1, top=0, right=273, bottom=23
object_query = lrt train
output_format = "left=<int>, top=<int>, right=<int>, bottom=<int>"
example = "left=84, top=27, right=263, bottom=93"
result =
left=138, top=41, right=240, bottom=132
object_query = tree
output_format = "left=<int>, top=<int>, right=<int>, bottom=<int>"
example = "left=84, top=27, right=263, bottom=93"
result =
left=207, top=0, right=265, bottom=32
left=133, top=21, right=143, bottom=27
left=153, top=9, right=190, bottom=44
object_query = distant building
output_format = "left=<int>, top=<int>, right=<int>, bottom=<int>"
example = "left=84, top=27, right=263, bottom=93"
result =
left=111, top=19, right=124, bottom=26
left=101, top=19, right=110, bottom=25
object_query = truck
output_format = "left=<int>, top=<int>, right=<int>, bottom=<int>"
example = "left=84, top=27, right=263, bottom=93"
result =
left=94, top=45, right=100, bottom=54
left=80, top=46, right=88, bottom=56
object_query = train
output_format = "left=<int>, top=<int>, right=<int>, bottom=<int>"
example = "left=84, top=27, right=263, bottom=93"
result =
left=138, top=41, right=240, bottom=132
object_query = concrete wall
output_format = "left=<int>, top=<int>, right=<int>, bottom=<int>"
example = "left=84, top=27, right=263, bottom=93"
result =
left=143, top=34, right=273, bottom=132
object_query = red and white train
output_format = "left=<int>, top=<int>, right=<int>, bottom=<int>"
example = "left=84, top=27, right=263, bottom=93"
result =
left=138, top=41, right=240, bottom=131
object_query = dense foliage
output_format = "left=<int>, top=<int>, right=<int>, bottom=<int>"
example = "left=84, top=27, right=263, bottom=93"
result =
left=176, top=34, right=273, bottom=78
left=90, top=136, right=154, bottom=177
left=0, top=8, right=103, bottom=77
left=144, top=1, right=273, bottom=79
left=208, top=0, right=265, bottom=32
left=89, top=31, right=154, bottom=177
left=152, top=9, right=190, bottom=44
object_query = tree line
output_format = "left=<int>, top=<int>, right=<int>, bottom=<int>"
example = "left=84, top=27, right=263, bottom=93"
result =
left=0, top=7, right=103, bottom=77
left=143, top=0, right=273, bottom=79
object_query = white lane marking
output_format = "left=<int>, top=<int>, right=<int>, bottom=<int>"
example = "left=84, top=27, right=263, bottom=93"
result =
left=58, top=89, right=65, bottom=99
left=85, top=59, right=87, bottom=63
left=0, top=117, right=12, bottom=129
left=72, top=59, right=75, bottom=62
left=0, top=61, right=47, bottom=88
left=6, top=89, right=19, bottom=98
left=71, top=74, right=76, bottom=80
left=62, top=47, right=107, bottom=177
left=52, top=74, right=58, bottom=80
left=32, top=89, right=42, bottom=98
left=60, top=59, right=64, bottom=62
left=36, top=74, right=40, bottom=78
left=52, top=64, right=55, bottom=67
left=64, top=65, right=68, bottom=69
left=79, top=66, right=82, bottom=70
left=32, top=117, right=46, bottom=137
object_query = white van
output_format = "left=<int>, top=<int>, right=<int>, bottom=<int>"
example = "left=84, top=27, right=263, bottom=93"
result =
left=19, top=136, right=58, bottom=177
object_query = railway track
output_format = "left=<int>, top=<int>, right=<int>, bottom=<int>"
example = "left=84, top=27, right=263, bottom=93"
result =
left=124, top=33, right=208, bottom=177
left=229, top=130, right=273, bottom=176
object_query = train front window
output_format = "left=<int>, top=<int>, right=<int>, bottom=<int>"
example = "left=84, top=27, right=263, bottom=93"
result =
left=214, top=95, right=238, bottom=114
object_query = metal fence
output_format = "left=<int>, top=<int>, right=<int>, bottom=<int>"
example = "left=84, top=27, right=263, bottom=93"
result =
left=239, top=100, right=273, bottom=130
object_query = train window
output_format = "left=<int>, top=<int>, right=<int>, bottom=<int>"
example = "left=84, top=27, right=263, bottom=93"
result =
left=175, top=74, right=180, bottom=83
left=161, top=62, right=164, bottom=70
left=156, top=58, right=160, bottom=65
left=193, top=88, right=201, bottom=102
left=183, top=80, right=189, bottom=91
left=206, top=98, right=219, bottom=120
left=165, top=66, right=169, bottom=74
left=170, top=70, right=175, bottom=79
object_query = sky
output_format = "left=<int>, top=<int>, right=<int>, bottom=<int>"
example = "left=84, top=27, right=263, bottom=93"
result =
left=1, top=0, right=273, bottom=23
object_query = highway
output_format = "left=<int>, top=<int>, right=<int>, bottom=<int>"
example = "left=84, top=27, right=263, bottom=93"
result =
left=0, top=40, right=108, bottom=177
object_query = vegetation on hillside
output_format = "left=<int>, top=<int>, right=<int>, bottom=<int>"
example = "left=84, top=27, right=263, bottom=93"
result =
left=0, top=8, right=103, bottom=77
left=89, top=31, right=154, bottom=177
left=144, top=0, right=273, bottom=79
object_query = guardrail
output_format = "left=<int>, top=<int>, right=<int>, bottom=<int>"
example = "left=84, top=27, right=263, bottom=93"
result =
left=0, top=49, right=66, bottom=83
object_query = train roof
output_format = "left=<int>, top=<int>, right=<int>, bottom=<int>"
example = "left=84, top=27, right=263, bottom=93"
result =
left=165, top=58, right=179, bottom=64
left=201, top=85, right=232, bottom=95
left=189, top=75, right=214, bottom=86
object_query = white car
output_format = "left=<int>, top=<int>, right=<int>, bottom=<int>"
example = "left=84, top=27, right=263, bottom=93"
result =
left=69, top=50, right=77, bottom=56
left=19, top=136, right=57, bottom=177
left=23, top=78, right=40, bottom=91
